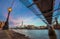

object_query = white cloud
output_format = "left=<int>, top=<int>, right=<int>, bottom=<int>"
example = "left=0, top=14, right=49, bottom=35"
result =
left=9, top=15, right=42, bottom=26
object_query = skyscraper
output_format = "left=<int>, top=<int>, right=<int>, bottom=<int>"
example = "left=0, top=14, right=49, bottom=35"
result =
left=20, top=16, right=24, bottom=28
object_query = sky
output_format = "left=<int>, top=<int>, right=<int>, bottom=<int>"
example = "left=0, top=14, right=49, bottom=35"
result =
left=0, top=0, right=60, bottom=27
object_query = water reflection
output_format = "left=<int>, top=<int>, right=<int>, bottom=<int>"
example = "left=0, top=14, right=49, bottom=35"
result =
left=55, top=30, right=60, bottom=39
left=48, top=29, right=57, bottom=39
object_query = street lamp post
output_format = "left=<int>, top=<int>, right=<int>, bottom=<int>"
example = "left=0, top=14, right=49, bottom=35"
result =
left=2, top=7, right=12, bottom=30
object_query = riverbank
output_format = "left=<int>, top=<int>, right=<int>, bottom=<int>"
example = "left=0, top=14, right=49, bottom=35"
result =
left=11, top=28, right=60, bottom=30
left=0, top=30, right=30, bottom=39
left=8, top=30, right=30, bottom=39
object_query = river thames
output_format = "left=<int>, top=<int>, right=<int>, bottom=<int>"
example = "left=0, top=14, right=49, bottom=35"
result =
left=13, top=29, right=60, bottom=39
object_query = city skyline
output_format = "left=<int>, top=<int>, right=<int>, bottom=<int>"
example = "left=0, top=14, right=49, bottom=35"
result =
left=0, top=0, right=60, bottom=27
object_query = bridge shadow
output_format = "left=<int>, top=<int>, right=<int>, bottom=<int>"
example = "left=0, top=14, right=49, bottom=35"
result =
left=48, top=29, right=57, bottom=39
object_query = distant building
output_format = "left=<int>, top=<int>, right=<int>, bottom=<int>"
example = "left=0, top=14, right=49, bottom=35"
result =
left=0, top=21, right=5, bottom=28
left=20, top=20, right=24, bottom=28
left=53, top=24, right=60, bottom=29
left=39, top=26, right=47, bottom=29
left=26, top=25, right=35, bottom=29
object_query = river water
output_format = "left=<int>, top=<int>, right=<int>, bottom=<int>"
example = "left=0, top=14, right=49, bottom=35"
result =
left=13, top=29, right=60, bottom=39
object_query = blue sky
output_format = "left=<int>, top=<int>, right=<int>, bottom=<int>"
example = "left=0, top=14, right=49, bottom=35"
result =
left=0, top=0, right=60, bottom=27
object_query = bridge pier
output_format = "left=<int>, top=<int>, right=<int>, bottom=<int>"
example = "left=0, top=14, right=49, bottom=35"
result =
left=48, top=27, right=57, bottom=39
left=48, top=26, right=56, bottom=36
left=49, top=29, right=57, bottom=39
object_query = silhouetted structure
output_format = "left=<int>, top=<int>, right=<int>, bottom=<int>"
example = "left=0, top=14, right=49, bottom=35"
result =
left=48, top=30, right=57, bottom=39
left=33, top=0, right=54, bottom=25
left=2, top=7, right=12, bottom=30
left=55, top=17, right=58, bottom=26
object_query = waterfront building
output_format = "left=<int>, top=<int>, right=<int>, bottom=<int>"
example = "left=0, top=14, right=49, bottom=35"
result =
left=0, top=21, right=5, bottom=28
left=26, top=25, right=35, bottom=29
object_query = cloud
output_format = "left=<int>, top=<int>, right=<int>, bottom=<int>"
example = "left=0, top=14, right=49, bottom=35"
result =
left=3, top=11, right=43, bottom=27
left=12, top=16, right=42, bottom=26
left=3, top=11, right=44, bottom=27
